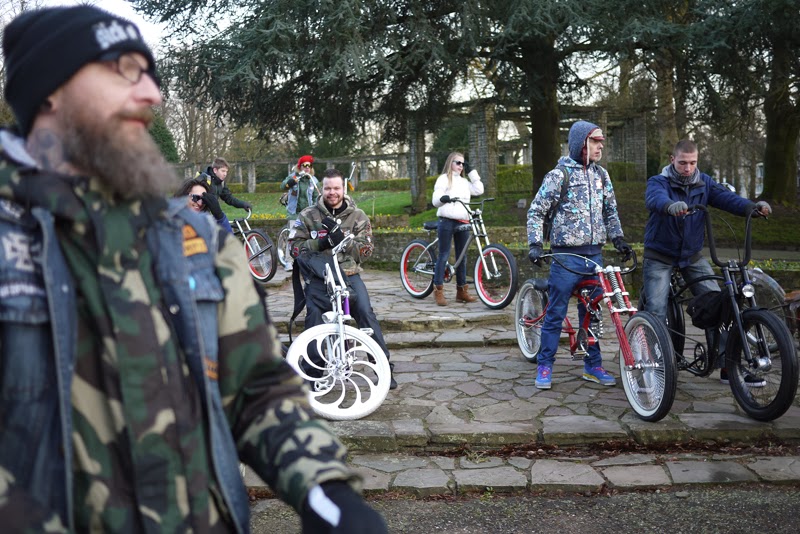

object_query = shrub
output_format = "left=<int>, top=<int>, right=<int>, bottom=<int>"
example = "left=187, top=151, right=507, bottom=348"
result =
left=606, top=162, right=640, bottom=182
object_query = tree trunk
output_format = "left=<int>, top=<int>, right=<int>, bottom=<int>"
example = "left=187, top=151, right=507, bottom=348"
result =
left=408, top=118, right=428, bottom=214
left=653, top=52, right=678, bottom=166
left=761, top=44, right=799, bottom=203
left=524, top=38, right=560, bottom=193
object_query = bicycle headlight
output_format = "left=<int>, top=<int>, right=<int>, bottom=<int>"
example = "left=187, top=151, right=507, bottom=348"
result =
left=322, top=311, right=336, bottom=324
left=741, top=283, right=755, bottom=298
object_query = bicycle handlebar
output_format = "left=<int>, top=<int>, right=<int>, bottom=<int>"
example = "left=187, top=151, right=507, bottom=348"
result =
left=449, top=197, right=495, bottom=213
left=685, top=204, right=763, bottom=268
left=535, top=250, right=638, bottom=276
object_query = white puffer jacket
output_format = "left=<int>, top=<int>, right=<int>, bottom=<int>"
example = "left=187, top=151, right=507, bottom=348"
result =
left=432, top=169, right=484, bottom=221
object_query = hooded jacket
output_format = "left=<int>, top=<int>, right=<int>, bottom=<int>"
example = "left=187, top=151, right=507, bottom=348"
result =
left=526, top=121, right=624, bottom=254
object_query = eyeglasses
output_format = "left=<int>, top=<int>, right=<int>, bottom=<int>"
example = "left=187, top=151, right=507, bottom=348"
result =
left=101, top=52, right=159, bottom=86
left=453, top=161, right=464, bottom=166
left=302, top=163, right=313, bottom=168
left=190, top=194, right=204, bottom=204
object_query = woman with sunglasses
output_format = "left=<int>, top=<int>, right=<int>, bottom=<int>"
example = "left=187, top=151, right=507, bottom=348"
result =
left=431, top=152, right=484, bottom=306
left=175, top=177, right=234, bottom=234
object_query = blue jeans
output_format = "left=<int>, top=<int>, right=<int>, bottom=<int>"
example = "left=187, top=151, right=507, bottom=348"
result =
left=433, top=217, right=470, bottom=286
left=642, top=256, right=719, bottom=323
left=537, top=253, right=603, bottom=368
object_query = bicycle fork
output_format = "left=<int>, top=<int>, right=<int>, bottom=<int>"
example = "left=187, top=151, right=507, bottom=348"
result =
left=597, top=267, right=639, bottom=369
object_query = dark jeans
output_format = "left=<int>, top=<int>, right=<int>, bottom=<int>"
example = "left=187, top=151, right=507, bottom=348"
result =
left=433, top=217, right=471, bottom=286
left=304, top=273, right=390, bottom=361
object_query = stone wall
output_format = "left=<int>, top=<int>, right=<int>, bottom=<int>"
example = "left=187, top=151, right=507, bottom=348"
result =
left=252, top=220, right=800, bottom=297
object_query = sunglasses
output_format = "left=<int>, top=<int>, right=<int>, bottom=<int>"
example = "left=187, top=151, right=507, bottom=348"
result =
left=302, top=163, right=313, bottom=168
left=190, top=194, right=204, bottom=203
left=453, top=161, right=464, bottom=166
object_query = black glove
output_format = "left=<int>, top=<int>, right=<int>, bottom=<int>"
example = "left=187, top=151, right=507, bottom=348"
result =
left=612, top=236, right=632, bottom=262
left=463, top=161, right=472, bottom=174
left=241, top=201, right=252, bottom=211
left=528, top=243, right=543, bottom=266
left=301, top=482, right=387, bottom=534
left=321, top=217, right=345, bottom=247
left=202, top=192, right=224, bottom=220
left=439, top=195, right=452, bottom=204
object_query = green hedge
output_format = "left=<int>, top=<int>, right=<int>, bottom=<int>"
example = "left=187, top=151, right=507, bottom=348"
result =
left=606, top=162, right=640, bottom=182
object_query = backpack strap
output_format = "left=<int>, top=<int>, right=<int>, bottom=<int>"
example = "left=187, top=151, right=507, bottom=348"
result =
left=554, top=165, right=570, bottom=207
left=542, top=165, right=570, bottom=243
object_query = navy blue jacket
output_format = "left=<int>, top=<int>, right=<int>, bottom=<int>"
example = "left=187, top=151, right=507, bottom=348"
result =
left=644, top=170, right=755, bottom=267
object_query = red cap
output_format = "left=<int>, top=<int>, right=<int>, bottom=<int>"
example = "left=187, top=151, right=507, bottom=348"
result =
left=297, top=155, right=314, bottom=168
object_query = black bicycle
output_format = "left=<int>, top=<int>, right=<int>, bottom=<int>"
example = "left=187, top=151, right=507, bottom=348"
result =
left=640, top=206, right=798, bottom=421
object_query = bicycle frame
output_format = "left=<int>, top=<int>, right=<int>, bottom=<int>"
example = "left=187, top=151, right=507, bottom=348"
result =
left=409, top=198, right=498, bottom=280
left=522, top=255, right=641, bottom=368
left=671, top=207, right=770, bottom=372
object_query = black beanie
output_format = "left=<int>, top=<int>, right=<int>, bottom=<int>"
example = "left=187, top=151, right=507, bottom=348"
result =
left=3, top=5, right=157, bottom=136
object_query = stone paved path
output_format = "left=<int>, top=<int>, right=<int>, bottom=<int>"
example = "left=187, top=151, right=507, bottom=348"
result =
left=247, top=268, right=800, bottom=495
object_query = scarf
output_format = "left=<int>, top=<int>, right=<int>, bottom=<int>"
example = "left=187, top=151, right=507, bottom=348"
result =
left=664, top=164, right=700, bottom=187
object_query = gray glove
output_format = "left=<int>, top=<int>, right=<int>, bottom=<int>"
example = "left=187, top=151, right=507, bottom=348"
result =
left=612, top=236, right=633, bottom=262
left=528, top=243, right=543, bottom=266
left=754, top=201, right=771, bottom=216
left=667, top=201, right=688, bottom=216
left=439, top=195, right=452, bottom=204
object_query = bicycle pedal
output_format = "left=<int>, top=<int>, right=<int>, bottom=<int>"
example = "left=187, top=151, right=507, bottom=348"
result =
left=571, top=352, right=586, bottom=361
left=360, top=328, right=374, bottom=336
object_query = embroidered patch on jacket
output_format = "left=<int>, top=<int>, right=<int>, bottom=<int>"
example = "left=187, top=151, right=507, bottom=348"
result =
left=205, top=358, right=218, bottom=380
left=182, top=225, right=208, bottom=256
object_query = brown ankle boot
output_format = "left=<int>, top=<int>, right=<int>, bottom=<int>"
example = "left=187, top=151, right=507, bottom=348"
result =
left=434, top=285, right=448, bottom=306
left=456, top=285, right=477, bottom=303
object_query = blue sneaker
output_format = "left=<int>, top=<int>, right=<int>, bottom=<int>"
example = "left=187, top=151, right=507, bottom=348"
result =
left=535, top=365, right=552, bottom=389
left=583, top=366, right=616, bottom=386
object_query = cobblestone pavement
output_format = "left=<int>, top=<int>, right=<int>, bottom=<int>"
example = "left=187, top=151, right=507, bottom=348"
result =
left=249, top=268, right=800, bottom=496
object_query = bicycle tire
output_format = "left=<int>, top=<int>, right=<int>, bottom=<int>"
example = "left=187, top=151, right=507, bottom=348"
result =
left=400, top=239, right=435, bottom=299
left=277, top=227, right=291, bottom=268
left=243, top=229, right=277, bottom=283
left=515, top=279, right=547, bottom=363
left=619, top=310, right=677, bottom=422
left=639, top=290, right=686, bottom=357
left=474, top=243, right=518, bottom=310
left=725, top=308, right=798, bottom=421
left=285, top=324, right=391, bottom=420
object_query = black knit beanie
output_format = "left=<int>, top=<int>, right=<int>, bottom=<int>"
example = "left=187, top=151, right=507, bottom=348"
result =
left=3, top=5, right=156, bottom=136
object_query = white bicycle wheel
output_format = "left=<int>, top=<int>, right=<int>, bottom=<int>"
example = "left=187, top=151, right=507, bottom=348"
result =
left=285, top=324, right=391, bottom=420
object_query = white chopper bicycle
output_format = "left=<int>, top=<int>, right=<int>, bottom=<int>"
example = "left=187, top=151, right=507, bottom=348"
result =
left=285, top=234, right=392, bottom=420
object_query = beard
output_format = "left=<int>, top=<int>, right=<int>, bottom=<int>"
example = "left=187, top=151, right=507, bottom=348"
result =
left=59, top=105, right=179, bottom=200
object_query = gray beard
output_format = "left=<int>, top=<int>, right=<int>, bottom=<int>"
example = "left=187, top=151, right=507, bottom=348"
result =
left=60, top=107, right=179, bottom=200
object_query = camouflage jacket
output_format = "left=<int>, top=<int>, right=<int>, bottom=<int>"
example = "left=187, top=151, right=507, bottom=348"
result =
left=526, top=156, right=624, bottom=253
left=288, top=197, right=374, bottom=276
left=0, top=132, right=356, bottom=532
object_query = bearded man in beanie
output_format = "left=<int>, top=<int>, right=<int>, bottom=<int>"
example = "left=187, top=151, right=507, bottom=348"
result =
left=642, top=139, right=771, bottom=386
left=0, top=6, right=386, bottom=533
left=526, top=120, right=631, bottom=390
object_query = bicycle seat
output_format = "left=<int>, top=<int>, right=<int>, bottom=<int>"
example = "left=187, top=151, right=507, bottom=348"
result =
left=530, top=278, right=549, bottom=291
left=423, top=221, right=438, bottom=231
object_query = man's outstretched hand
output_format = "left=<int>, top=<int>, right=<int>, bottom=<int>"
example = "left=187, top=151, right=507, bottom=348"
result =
left=301, top=482, right=387, bottom=534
